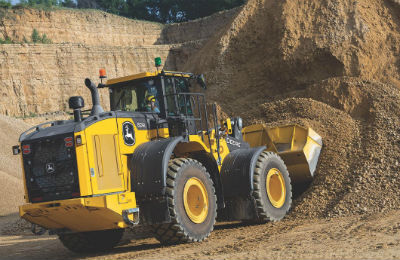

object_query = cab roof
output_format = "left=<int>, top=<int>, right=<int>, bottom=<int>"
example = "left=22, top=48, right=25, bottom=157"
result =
left=106, top=70, right=193, bottom=87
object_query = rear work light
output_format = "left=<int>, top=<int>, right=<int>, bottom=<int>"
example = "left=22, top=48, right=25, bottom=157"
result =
left=12, top=145, right=21, bottom=155
left=64, top=137, right=74, bottom=147
left=22, top=144, right=31, bottom=155
left=75, top=135, right=82, bottom=146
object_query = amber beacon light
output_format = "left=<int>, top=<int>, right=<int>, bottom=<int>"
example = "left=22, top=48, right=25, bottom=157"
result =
left=99, top=68, right=107, bottom=79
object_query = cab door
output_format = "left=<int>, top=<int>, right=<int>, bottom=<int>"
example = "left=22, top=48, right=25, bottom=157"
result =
left=173, top=77, right=197, bottom=135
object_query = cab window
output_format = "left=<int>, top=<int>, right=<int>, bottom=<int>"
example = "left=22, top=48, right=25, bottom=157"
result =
left=175, top=77, right=193, bottom=116
left=110, top=78, right=162, bottom=113
left=164, top=77, right=178, bottom=116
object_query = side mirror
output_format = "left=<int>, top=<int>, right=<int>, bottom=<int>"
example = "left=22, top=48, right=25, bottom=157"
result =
left=197, top=74, right=207, bottom=89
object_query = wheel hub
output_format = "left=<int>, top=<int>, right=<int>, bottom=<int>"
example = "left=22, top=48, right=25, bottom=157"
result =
left=183, top=177, right=209, bottom=224
left=266, top=168, right=286, bottom=208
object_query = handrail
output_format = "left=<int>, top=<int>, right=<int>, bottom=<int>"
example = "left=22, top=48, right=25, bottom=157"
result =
left=19, top=120, right=68, bottom=142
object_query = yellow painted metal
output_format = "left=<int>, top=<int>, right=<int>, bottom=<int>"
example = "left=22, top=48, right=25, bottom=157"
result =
left=242, top=124, right=323, bottom=184
left=106, top=71, right=191, bottom=86
left=226, top=118, right=233, bottom=135
left=84, top=118, right=125, bottom=194
left=20, top=153, right=29, bottom=203
left=178, top=133, right=230, bottom=170
left=74, top=131, right=92, bottom=196
left=81, top=117, right=170, bottom=196
left=183, top=177, right=209, bottom=224
left=266, top=168, right=286, bottom=208
left=162, top=71, right=192, bottom=78
left=19, top=192, right=137, bottom=232
left=93, top=134, right=123, bottom=190
left=107, top=72, right=158, bottom=86
left=115, top=118, right=169, bottom=156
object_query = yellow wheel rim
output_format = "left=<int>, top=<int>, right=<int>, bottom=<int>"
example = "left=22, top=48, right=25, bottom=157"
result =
left=266, top=168, right=286, bottom=208
left=183, top=177, right=209, bottom=224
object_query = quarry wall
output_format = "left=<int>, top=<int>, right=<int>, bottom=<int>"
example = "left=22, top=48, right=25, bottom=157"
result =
left=0, top=7, right=239, bottom=116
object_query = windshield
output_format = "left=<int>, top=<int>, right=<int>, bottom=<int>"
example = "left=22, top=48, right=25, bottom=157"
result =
left=110, top=78, right=162, bottom=113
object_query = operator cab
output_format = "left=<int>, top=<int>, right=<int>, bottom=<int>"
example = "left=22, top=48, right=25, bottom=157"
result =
left=105, top=65, right=208, bottom=138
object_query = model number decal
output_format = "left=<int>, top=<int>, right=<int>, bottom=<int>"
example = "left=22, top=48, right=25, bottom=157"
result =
left=226, top=138, right=241, bottom=148
left=136, top=122, right=146, bottom=129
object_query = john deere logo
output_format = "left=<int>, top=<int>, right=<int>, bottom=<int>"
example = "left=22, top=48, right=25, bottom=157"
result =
left=122, top=122, right=135, bottom=146
left=46, top=163, right=55, bottom=174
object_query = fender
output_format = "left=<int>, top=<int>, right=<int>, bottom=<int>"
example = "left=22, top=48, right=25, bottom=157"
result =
left=131, top=137, right=184, bottom=198
left=220, top=146, right=266, bottom=198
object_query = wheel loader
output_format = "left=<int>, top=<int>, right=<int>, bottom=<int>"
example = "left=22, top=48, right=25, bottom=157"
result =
left=13, top=58, right=322, bottom=253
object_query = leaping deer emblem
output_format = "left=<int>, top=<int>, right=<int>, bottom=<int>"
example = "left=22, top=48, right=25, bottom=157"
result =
left=124, top=125, right=134, bottom=141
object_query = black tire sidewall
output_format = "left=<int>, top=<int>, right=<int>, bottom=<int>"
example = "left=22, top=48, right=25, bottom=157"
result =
left=59, top=229, right=124, bottom=253
left=174, top=161, right=217, bottom=240
left=258, top=155, right=292, bottom=220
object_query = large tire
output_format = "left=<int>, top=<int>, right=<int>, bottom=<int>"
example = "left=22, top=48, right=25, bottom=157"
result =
left=152, top=158, right=217, bottom=244
left=58, top=228, right=124, bottom=253
left=253, top=151, right=292, bottom=222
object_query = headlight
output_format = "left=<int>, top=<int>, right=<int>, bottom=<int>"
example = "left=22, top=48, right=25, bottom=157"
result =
left=237, top=117, right=243, bottom=130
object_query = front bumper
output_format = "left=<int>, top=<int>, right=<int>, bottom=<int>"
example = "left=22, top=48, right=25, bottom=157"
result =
left=19, top=192, right=137, bottom=232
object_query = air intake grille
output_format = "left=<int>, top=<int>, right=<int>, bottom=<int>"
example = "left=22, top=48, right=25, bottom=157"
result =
left=22, top=133, right=80, bottom=203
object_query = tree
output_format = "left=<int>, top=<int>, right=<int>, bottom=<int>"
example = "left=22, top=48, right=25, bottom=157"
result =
left=177, top=0, right=245, bottom=22
left=20, top=0, right=60, bottom=7
left=0, top=0, right=11, bottom=9
left=61, top=0, right=77, bottom=8
left=123, top=0, right=151, bottom=20
left=31, top=28, right=40, bottom=43
left=77, top=0, right=97, bottom=8
left=16, top=0, right=246, bottom=23
left=31, top=29, right=52, bottom=43
left=94, top=0, right=127, bottom=15
left=41, top=33, right=52, bottom=43
left=121, top=0, right=245, bottom=23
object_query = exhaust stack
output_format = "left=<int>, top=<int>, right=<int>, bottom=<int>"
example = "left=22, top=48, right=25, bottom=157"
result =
left=85, top=78, right=104, bottom=116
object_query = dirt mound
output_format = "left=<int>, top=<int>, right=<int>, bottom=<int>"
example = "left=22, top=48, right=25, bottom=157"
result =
left=0, top=171, right=24, bottom=216
left=255, top=78, right=400, bottom=218
left=183, top=0, right=400, bottom=218
left=0, top=115, right=30, bottom=179
left=0, top=216, right=31, bottom=236
left=0, top=115, right=30, bottom=216
left=186, top=0, right=400, bottom=101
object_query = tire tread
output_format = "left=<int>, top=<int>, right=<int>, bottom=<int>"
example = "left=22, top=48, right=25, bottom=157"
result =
left=152, top=158, right=217, bottom=244
left=253, top=151, right=292, bottom=222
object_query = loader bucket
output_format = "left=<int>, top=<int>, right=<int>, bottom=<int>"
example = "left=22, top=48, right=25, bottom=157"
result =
left=242, top=124, right=322, bottom=184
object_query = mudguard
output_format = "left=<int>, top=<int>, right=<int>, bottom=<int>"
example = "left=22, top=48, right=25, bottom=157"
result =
left=131, top=137, right=184, bottom=198
left=220, top=146, right=266, bottom=198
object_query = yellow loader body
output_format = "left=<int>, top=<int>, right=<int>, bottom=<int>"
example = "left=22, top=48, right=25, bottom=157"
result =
left=16, top=68, right=323, bottom=250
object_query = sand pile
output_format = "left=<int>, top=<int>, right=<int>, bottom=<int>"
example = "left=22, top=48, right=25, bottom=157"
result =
left=258, top=78, right=400, bottom=218
left=184, top=0, right=400, bottom=218
left=0, top=115, right=30, bottom=216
